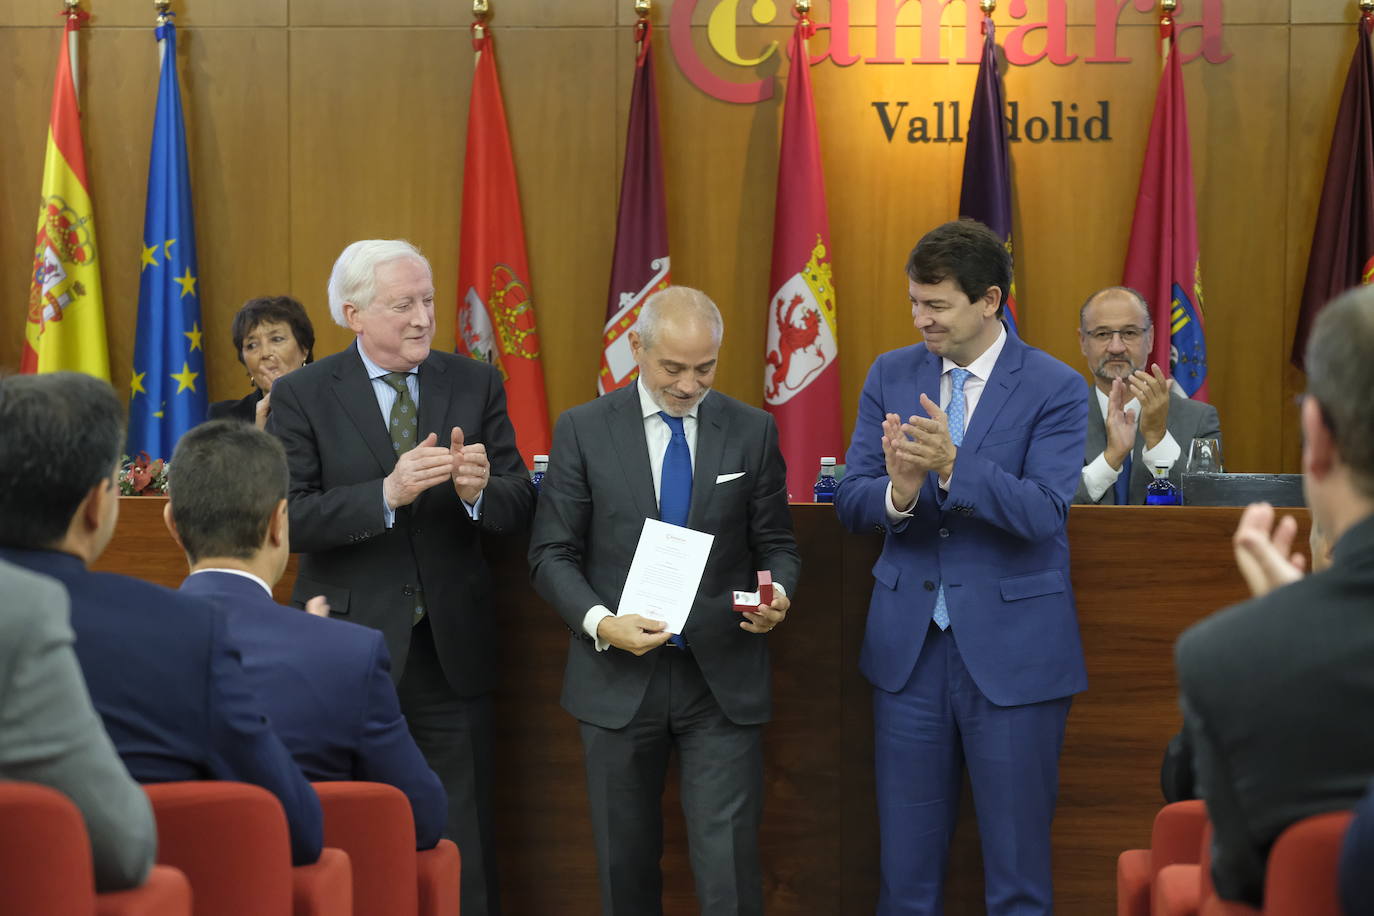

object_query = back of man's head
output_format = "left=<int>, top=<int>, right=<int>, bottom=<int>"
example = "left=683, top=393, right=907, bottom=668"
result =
left=0, top=373, right=124, bottom=550
left=1306, top=286, right=1374, bottom=497
left=167, top=420, right=289, bottom=562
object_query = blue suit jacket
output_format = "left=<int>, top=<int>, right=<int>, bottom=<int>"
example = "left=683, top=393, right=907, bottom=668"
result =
left=834, top=331, right=1090, bottom=706
left=0, top=547, right=322, bottom=865
left=180, top=571, right=447, bottom=849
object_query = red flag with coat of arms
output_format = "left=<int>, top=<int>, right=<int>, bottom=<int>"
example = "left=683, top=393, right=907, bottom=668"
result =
left=765, top=15, right=843, bottom=501
left=457, top=24, right=551, bottom=466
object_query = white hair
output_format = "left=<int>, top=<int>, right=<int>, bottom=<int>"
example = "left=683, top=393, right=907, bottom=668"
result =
left=634, top=286, right=723, bottom=350
left=327, top=239, right=431, bottom=327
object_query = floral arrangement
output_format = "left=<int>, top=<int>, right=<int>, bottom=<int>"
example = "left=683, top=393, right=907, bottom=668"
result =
left=119, top=453, right=169, bottom=496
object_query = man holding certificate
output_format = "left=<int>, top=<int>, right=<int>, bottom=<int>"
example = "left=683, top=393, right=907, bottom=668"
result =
left=528, top=285, right=800, bottom=916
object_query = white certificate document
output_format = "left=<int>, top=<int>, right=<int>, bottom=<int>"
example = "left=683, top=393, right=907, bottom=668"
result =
left=615, top=518, right=715, bottom=635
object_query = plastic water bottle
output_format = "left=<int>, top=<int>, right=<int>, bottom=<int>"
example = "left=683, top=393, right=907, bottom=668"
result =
left=813, top=457, right=838, bottom=504
left=1145, top=461, right=1181, bottom=506
left=531, top=454, right=549, bottom=492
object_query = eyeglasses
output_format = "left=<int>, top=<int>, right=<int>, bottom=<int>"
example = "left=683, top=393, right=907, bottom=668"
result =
left=1083, top=326, right=1148, bottom=344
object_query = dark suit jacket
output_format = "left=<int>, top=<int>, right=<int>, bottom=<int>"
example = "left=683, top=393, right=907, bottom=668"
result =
left=1341, top=776, right=1374, bottom=916
left=1176, top=515, right=1374, bottom=906
left=834, top=330, right=1089, bottom=706
left=0, top=547, right=322, bottom=865
left=266, top=343, right=536, bottom=695
left=1074, top=383, right=1222, bottom=505
left=527, top=386, right=801, bottom=729
left=208, top=389, right=262, bottom=424
left=180, top=570, right=447, bottom=848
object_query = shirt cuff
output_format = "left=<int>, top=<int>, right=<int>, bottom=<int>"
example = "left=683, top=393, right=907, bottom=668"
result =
left=1082, top=453, right=1121, bottom=503
left=462, top=491, right=484, bottom=521
left=382, top=487, right=396, bottom=529
left=583, top=606, right=613, bottom=652
left=1141, top=431, right=1181, bottom=473
left=884, top=480, right=916, bottom=522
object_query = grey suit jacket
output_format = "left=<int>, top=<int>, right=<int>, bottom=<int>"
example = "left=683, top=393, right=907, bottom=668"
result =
left=0, top=559, right=156, bottom=892
left=1176, top=515, right=1374, bottom=906
left=1074, top=382, right=1222, bottom=504
left=527, top=386, right=801, bottom=730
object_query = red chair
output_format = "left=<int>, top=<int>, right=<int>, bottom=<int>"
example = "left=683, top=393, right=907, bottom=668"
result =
left=1261, top=811, right=1354, bottom=916
left=97, top=869, right=193, bottom=916
left=417, top=839, right=461, bottom=916
left=312, top=781, right=460, bottom=916
left=314, top=782, right=417, bottom=915
left=1119, top=800, right=1210, bottom=916
left=144, top=781, right=350, bottom=916
left=0, top=781, right=190, bottom=916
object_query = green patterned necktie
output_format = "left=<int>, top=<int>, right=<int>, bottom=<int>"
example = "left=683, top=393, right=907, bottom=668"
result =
left=380, top=371, right=424, bottom=624
left=382, top=372, right=419, bottom=455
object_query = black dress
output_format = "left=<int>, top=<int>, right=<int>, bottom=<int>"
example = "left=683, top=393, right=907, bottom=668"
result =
left=207, top=389, right=263, bottom=424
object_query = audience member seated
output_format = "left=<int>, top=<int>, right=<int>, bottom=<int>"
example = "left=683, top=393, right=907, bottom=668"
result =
left=1340, top=776, right=1374, bottom=916
left=164, top=420, right=448, bottom=848
left=0, top=372, right=323, bottom=865
left=0, top=557, right=156, bottom=892
left=1073, top=286, right=1221, bottom=505
left=1174, top=286, right=1374, bottom=906
left=209, top=295, right=316, bottom=429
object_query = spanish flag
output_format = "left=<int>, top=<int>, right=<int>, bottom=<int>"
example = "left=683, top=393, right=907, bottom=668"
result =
left=22, top=9, right=109, bottom=380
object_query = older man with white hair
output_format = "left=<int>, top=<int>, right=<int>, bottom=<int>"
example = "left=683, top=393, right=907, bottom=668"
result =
left=267, top=239, right=535, bottom=916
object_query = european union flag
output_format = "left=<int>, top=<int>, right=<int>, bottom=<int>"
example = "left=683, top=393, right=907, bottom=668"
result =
left=128, top=17, right=205, bottom=459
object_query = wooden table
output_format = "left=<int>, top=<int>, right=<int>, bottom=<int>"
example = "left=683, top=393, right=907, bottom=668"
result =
left=97, top=499, right=1300, bottom=914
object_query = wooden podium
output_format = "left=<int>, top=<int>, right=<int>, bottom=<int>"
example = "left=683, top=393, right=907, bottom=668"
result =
left=96, top=498, right=1297, bottom=915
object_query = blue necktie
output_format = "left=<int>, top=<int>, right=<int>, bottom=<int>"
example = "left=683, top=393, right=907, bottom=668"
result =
left=658, top=412, right=691, bottom=648
left=932, top=368, right=971, bottom=631
left=1114, top=452, right=1133, bottom=505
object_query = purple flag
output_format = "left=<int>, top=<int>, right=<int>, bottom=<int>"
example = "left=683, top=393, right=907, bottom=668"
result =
left=599, top=21, right=671, bottom=394
left=958, top=17, right=1019, bottom=336
left=1293, top=15, right=1374, bottom=369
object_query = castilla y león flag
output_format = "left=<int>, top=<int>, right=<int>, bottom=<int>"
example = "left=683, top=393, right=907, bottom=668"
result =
left=457, top=23, right=551, bottom=465
left=23, top=9, right=109, bottom=379
left=1292, top=13, right=1374, bottom=370
left=600, top=20, right=671, bottom=395
left=765, top=16, right=842, bottom=501
left=1123, top=13, right=1210, bottom=401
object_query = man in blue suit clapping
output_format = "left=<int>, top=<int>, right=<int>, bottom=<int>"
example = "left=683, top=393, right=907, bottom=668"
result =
left=0, top=372, right=322, bottom=866
left=164, top=420, right=448, bottom=849
left=835, top=221, right=1089, bottom=915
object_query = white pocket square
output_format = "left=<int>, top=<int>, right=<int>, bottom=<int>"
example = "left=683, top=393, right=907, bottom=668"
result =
left=715, top=472, right=745, bottom=484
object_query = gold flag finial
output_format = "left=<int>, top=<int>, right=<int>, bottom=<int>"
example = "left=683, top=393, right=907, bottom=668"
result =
left=1361, top=0, right=1374, bottom=13
left=154, top=0, right=172, bottom=24
left=795, top=0, right=811, bottom=17
left=634, top=0, right=651, bottom=19
left=980, top=0, right=996, bottom=14
left=473, top=0, right=489, bottom=39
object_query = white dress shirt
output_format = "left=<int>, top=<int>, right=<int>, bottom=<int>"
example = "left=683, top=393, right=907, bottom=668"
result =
left=188, top=567, right=273, bottom=597
left=581, top=379, right=703, bottom=650
left=1079, top=385, right=1181, bottom=502
left=355, top=340, right=482, bottom=525
left=887, top=325, right=1008, bottom=519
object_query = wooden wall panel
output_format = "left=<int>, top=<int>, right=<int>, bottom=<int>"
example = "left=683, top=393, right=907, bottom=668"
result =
left=286, top=27, right=469, bottom=361
left=1, top=1, right=1366, bottom=476
left=0, top=0, right=285, bottom=27
left=502, top=27, right=619, bottom=420
left=1284, top=22, right=1352, bottom=472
